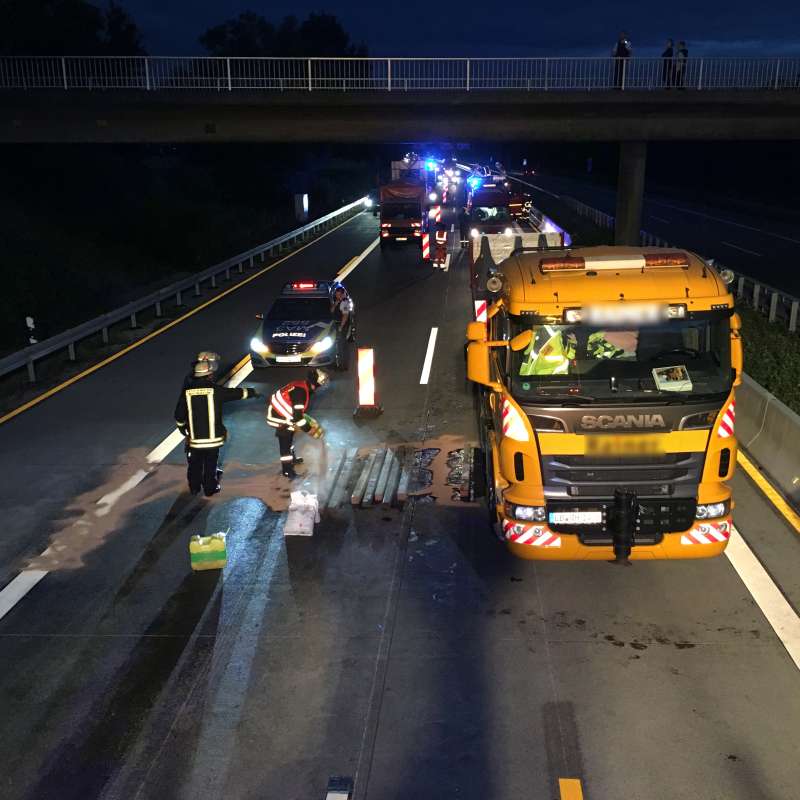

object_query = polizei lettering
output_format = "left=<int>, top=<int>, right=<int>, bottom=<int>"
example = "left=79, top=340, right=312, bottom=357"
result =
left=580, top=414, right=666, bottom=430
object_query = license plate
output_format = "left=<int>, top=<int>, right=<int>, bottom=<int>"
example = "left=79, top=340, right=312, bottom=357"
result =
left=276, top=355, right=302, bottom=363
left=395, top=237, right=408, bottom=241
left=549, top=511, right=603, bottom=525
left=585, top=435, right=665, bottom=456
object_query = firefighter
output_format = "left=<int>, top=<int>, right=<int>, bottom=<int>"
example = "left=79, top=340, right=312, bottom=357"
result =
left=266, top=368, right=329, bottom=479
left=183, top=350, right=220, bottom=389
left=433, top=221, right=448, bottom=266
left=174, top=360, right=259, bottom=496
left=330, top=284, right=355, bottom=368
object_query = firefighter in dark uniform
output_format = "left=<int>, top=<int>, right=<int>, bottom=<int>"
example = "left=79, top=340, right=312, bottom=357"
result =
left=174, top=360, right=259, bottom=496
left=330, top=284, right=354, bottom=370
left=266, top=368, right=328, bottom=479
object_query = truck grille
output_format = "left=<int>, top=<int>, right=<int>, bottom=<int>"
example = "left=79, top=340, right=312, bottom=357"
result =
left=541, top=452, right=705, bottom=500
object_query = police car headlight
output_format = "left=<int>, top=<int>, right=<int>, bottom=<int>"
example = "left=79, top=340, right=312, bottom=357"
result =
left=310, top=336, right=334, bottom=354
left=696, top=501, right=729, bottom=519
left=250, top=337, right=269, bottom=354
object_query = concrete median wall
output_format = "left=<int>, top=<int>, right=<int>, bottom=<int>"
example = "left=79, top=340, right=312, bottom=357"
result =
left=737, top=373, right=800, bottom=504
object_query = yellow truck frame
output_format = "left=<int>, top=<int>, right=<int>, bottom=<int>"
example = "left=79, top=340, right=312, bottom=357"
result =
left=467, top=245, right=743, bottom=561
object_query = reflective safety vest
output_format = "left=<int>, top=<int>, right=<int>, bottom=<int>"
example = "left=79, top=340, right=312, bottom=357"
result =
left=435, top=230, right=447, bottom=244
left=518, top=330, right=621, bottom=376
left=267, top=381, right=310, bottom=430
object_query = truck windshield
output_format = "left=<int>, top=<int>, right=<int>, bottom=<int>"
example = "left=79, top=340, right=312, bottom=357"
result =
left=472, top=206, right=511, bottom=224
left=509, top=315, right=732, bottom=403
left=382, top=203, right=420, bottom=219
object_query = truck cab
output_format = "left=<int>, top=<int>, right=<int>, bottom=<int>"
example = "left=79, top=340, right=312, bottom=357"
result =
left=468, top=187, right=515, bottom=236
left=379, top=180, right=426, bottom=246
left=467, top=246, right=742, bottom=561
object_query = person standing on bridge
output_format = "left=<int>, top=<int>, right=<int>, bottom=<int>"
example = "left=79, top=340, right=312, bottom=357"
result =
left=266, top=368, right=328, bottom=479
left=675, top=41, right=689, bottom=88
left=174, top=360, right=259, bottom=496
left=612, top=32, right=632, bottom=89
left=661, top=39, right=674, bottom=87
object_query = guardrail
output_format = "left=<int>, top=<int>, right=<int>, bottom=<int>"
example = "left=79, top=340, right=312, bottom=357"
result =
left=2, top=56, right=799, bottom=92
left=560, top=195, right=800, bottom=332
left=0, top=197, right=367, bottom=383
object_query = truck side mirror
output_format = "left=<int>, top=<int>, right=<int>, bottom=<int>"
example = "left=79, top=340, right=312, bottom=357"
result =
left=467, top=341, right=503, bottom=392
left=730, top=312, right=743, bottom=387
left=510, top=330, right=533, bottom=351
left=466, top=321, right=487, bottom=341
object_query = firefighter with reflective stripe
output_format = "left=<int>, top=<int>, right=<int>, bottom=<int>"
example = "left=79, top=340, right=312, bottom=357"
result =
left=174, top=360, right=259, bottom=496
left=433, top=221, right=447, bottom=265
left=267, top=368, right=328, bottom=479
left=182, top=350, right=220, bottom=390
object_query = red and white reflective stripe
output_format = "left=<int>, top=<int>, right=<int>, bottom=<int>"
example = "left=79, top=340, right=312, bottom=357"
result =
left=718, top=400, right=735, bottom=438
left=421, top=233, right=430, bottom=260
left=434, top=205, right=442, bottom=223
left=681, top=519, right=732, bottom=545
left=501, top=397, right=529, bottom=441
left=270, top=391, right=293, bottom=420
left=474, top=299, right=487, bottom=323
left=502, top=520, right=561, bottom=547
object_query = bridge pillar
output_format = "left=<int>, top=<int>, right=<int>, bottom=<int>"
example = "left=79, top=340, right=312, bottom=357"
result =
left=614, top=141, right=647, bottom=246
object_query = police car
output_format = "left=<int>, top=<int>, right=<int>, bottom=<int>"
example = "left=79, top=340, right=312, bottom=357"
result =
left=249, top=280, right=352, bottom=369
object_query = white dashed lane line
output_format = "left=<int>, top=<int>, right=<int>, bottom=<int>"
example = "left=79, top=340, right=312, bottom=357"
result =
left=721, top=241, right=763, bottom=257
left=419, top=328, right=439, bottom=385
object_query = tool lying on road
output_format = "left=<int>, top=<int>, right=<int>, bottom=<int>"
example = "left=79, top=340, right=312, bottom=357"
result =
left=189, top=531, right=228, bottom=571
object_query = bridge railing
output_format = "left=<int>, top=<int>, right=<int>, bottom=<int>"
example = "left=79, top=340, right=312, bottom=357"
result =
left=560, top=195, right=800, bottom=331
left=2, top=56, right=799, bottom=91
left=0, top=197, right=367, bottom=384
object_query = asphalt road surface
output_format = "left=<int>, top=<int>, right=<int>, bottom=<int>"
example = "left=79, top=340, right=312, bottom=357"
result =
left=519, top=173, right=800, bottom=296
left=1, top=210, right=799, bottom=800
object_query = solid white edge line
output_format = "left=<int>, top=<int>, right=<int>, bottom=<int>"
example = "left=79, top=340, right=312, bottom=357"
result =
left=419, top=327, right=438, bottom=385
left=720, top=241, right=763, bottom=257
left=0, top=570, right=48, bottom=622
left=336, top=237, right=380, bottom=281
left=727, top=526, right=800, bottom=672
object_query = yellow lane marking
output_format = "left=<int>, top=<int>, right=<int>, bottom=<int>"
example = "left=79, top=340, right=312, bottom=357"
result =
left=0, top=213, right=363, bottom=427
left=336, top=237, right=380, bottom=280
left=737, top=450, right=800, bottom=536
left=559, top=778, right=584, bottom=800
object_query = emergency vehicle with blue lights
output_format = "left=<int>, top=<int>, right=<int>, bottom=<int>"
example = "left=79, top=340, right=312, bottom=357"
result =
left=467, top=246, right=742, bottom=561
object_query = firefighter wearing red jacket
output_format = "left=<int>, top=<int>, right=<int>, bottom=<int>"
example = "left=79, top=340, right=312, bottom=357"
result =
left=266, top=368, right=328, bottom=478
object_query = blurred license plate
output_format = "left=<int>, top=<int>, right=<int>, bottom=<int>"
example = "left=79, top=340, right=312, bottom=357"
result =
left=276, top=355, right=302, bottom=363
left=549, top=511, right=602, bottom=525
left=395, top=237, right=408, bottom=241
left=585, top=435, right=665, bottom=456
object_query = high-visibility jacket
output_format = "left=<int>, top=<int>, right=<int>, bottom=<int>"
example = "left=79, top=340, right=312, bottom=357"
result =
left=519, top=330, right=623, bottom=376
left=267, top=381, right=311, bottom=431
left=174, top=378, right=255, bottom=448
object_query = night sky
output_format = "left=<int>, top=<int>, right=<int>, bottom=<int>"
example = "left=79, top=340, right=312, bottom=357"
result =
left=124, top=0, right=800, bottom=58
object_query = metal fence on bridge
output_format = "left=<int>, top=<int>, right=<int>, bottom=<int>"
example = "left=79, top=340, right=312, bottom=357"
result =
left=2, top=56, right=799, bottom=91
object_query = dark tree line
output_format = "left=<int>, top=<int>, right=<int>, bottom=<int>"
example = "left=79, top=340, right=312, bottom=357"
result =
left=199, top=11, right=367, bottom=58
left=0, top=0, right=144, bottom=55
left=0, top=2, right=365, bottom=58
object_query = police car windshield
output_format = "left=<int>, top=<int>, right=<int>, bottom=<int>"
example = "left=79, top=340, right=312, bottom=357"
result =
left=509, top=315, right=732, bottom=403
left=266, top=298, right=331, bottom=321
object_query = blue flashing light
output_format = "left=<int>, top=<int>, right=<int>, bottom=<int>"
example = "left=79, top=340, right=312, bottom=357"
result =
left=425, top=160, right=436, bottom=171
left=468, top=177, right=482, bottom=190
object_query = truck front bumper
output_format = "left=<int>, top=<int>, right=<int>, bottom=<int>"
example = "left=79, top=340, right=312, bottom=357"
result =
left=501, top=516, right=733, bottom=561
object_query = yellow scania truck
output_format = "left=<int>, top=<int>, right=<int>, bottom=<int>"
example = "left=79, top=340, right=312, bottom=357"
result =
left=467, top=245, right=742, bottom=561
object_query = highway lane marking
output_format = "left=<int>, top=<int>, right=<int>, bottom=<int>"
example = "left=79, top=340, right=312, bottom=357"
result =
left=0, top=355, right=256, bottom=626
left=721, top=240, right=763, bottom=257
left=648, top=198, right=800, bottom=246
left=737, top=450, right=800, bottom=536
left=419, top=328, right=438, bottom=385
left=0, top=212, right=365, bottom=428
left=728, top=526, right=800, bottom=672
left=559, top=778, right=585, bottom=799
left=650, top=215, right=671, bottom=224
left=335, top=237, right=380, bottom=281
left=0, top=570, right=48, bottom=623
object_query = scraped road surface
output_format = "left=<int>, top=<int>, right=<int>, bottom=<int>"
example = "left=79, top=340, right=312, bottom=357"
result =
left=1, top=210, right=799, bottom=800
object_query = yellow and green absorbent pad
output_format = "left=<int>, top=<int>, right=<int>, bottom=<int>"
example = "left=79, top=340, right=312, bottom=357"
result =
left=189, top=531, right=228, bottom=571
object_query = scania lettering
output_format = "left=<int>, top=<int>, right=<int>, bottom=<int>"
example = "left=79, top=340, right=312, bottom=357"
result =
left=466, top=246, right=742, bottom=561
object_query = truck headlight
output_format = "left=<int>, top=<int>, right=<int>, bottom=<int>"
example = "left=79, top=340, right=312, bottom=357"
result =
left=250, top=337, right=269, bottom=354
left=506, top=502, right=547, bottom=522
left=470, top=228, right=480, bottom=238
left=364, top=197, right=373, bottom=208
left=696, top=501, right=729, bottom=519
left=504, top=227, right=513, bottom=236
left=310, top=336, right=334, bottom=354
